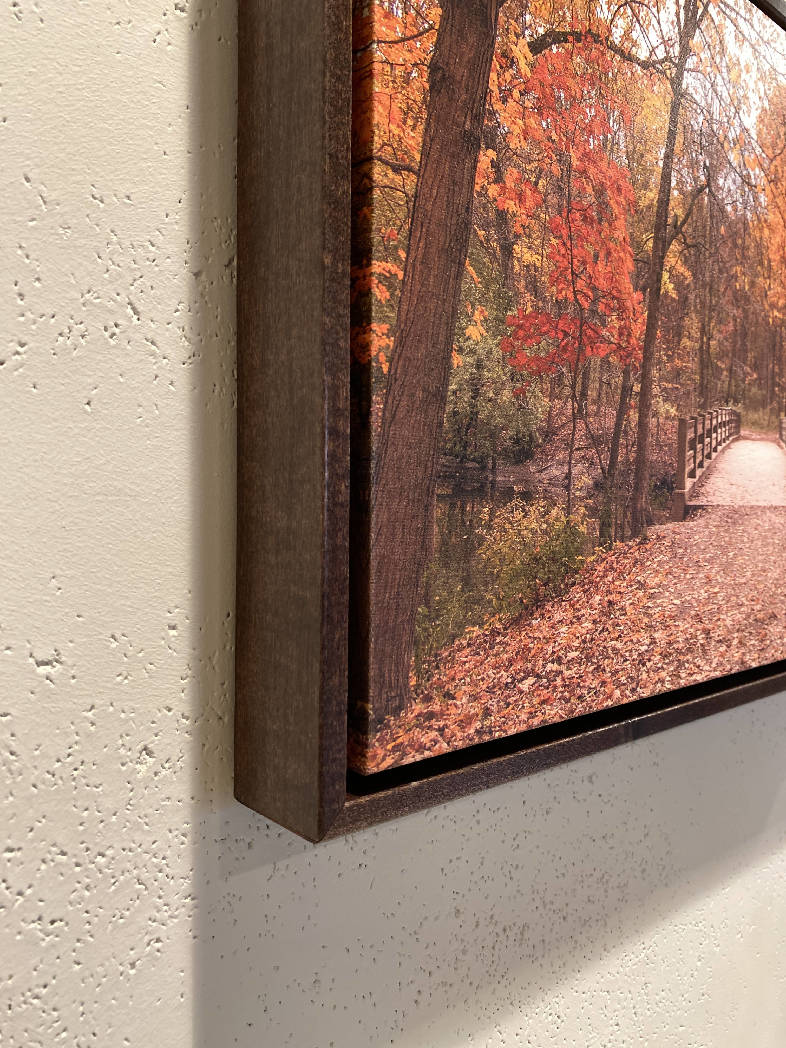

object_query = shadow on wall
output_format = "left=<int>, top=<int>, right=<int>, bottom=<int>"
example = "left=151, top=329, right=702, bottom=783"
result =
left=187, top=0, right=237, bottom=819
left=187, top=8, right=786, bottom=1048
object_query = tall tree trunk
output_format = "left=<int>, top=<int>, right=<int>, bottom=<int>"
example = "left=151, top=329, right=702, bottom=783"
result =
left=596, top=355, right=609, bottom=413
left=368, top=0, right=502, bottom=723
left=727, top=311, right=737, bottom=404
left=698, top=187, right=714, bottom=411
left=545, top=372, right=558, bottom=436
left=630, top=0, right=702, bottom=535
left=495, top=204, right=516, bottom=296
left=485, top=124, right=517, bottom=298
left=599, top=364, right=633, bottom=546
left=579, top=359, right=592, bottom=419
left=770, top=327, right=778, bottom=419
left=740, top=302, right=749, bottom=405
left=566, top=366, right=580, bottom=515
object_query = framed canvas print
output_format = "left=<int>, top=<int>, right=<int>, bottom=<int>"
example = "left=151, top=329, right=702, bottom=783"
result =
left=236, top=0, right=786, bottom=841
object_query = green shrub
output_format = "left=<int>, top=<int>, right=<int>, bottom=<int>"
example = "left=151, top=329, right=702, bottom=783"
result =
left=414, top=573, right=486, bottom=683
left=442, top=336, right=546, bottom=468
left=477, top=499, right=588, bottom=618
left=413, top=498, right=588, bottom=682
left=738, top=402, right=776, bottom=434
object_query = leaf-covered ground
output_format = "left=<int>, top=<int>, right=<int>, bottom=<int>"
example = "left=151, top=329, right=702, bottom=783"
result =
left=352, top=502, right=786, bottom=773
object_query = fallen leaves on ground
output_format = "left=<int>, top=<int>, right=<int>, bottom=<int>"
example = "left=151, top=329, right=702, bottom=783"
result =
left=351, top=505, right=786, bottom=773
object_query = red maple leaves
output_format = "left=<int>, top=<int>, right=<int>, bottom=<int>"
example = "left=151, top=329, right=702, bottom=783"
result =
left=500, top=42, right=644, bottom=381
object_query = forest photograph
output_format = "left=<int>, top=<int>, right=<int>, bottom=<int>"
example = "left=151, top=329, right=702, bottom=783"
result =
left=348, top=0, right=786, bottom=773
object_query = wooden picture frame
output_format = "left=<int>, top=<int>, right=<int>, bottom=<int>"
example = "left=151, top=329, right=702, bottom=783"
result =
left=235, top=0, right=786, bottom=842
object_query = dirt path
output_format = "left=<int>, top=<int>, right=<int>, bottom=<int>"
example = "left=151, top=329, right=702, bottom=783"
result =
left=692, top=432, right=786, bottom=505
left=356, top=497, right=786, bottom=773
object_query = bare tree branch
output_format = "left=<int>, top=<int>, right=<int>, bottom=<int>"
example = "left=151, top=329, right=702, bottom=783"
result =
left=527, top=27, right=670, bottom=71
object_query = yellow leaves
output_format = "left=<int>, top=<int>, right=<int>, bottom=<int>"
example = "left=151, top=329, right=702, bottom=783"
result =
left=464, top=304, right=488, bottom=342
left=465, top=260, right=480, bottom=286
left=350, top=260, right=404, bottom=304
left=508, top=37, right=533, bottom=78
left=475, top=149, right=497, bottom=194
left=351, top=322, right=393, bottom=373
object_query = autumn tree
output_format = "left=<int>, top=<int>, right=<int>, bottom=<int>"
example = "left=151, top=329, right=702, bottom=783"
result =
left=368, top=0, right=503, bottom=722
left=630, top=0, right=710, bottom=534
left=501, top=39, right=644, bottom=515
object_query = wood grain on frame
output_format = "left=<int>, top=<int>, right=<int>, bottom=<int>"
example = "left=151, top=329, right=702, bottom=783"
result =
left=235, top=0, right=351, bottom=841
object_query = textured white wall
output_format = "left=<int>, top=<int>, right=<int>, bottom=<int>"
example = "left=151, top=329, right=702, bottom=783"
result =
left=3, top=3, right=786, bottom=1046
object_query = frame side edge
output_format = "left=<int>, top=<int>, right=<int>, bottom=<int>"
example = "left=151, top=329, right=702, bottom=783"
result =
left=316, top=0, right=352, bottom=840
left=235, top=0, right=349, bottom=841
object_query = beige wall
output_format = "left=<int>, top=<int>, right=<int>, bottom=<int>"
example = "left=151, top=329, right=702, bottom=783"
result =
left=3, top=3, right=786, bottom=1045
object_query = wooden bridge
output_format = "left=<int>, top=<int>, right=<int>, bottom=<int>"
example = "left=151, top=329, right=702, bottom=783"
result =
left=671, top=408, right=786, bottom=519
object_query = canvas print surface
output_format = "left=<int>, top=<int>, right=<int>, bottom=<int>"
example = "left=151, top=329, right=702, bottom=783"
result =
left=348, top=0, right=786, bottom=773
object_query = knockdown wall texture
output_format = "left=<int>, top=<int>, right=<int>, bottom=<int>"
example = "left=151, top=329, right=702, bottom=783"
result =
left=2, top=2, right=786, bottom=1046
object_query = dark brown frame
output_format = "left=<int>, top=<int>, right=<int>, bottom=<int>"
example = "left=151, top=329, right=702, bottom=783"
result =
left=235, top=0, right=786, bottom=842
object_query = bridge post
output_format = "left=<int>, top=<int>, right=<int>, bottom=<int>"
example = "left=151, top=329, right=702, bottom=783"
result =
left=690, top=416, right=698, bottom=479
left=671, top=416, right=689, bottom=521
left=700, top=412, right=708, bottom=471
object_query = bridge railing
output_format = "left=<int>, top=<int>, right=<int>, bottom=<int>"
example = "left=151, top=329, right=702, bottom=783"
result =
left=672, top=407, right=741, bottom=520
